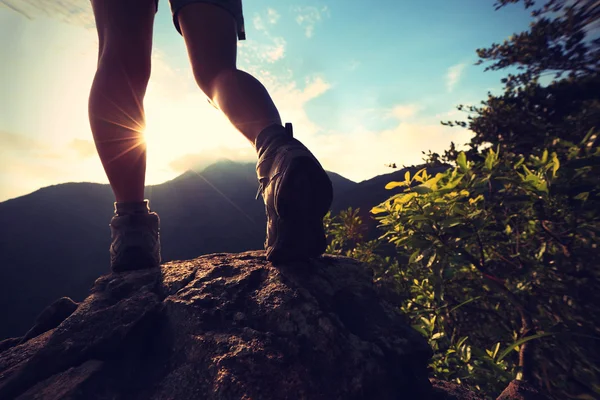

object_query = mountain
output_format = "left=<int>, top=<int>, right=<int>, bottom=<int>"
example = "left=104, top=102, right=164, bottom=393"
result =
left=0, top=161, right=356, bottom=339
left=0, top=160, right=448, bottom=340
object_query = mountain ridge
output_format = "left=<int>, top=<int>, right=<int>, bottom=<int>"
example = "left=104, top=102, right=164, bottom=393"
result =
left=0, top=160, right=443, bottom=340
left=0, top=160, right=356, bottom=339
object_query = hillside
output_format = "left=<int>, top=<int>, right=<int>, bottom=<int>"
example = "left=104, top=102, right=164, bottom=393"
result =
left=0, top=161, right=356, bottom=339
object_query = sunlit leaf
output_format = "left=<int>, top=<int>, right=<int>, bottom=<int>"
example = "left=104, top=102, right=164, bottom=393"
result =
left=457, top=152, right=468, bottom=172
left=412, top=185, right=433, bottom=194
left=497, top=332, right=555, bottom=362
left=371, top=205, right=387, bottom=214
left=551, top=152, right=560, bottom=178
left=385, top=181, right=407, bottom=190
left=574, top=192, right=589, bottom=201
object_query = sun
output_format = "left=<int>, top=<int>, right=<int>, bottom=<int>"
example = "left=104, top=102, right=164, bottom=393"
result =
left=141, top=96, right=248, bottom=184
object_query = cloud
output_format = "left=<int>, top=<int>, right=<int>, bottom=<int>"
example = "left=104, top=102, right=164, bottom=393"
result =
left=388, top=104, right=420, bottom=120
left=0, top=130, right=61, bottom=159
left=253, top=7, right=281, bottom=33
left=294, top=5, right=329, bottom=38
left=267, top=8, right=280, bottom=24
left=265, top=37, right=286, bottom=62
left=253, top=14, right=266, bottom=32
left=239, top=38, right=287, bottom=64
left=0, top=0, right=95, bottom=28
left=0, top=129, right=106, bottom=201
left=246, top=8, right=286, bottom=62
left=304, top=117, right=473, bottom=183
left=69, top=138, right=96, bottom=158
left=446, top=63, right=467, bottom=92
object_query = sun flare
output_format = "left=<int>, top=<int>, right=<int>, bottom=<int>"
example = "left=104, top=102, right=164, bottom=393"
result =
left=142, top=94, right=250, bottom=184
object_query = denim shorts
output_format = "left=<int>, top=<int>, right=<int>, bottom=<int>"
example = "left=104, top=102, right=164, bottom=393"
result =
left=156, top=0, right=246, bottom=40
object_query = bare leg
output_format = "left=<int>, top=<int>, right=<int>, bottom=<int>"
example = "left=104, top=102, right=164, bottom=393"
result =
left=89, top=0, right=155, bottom=202
left=177, top=3, right=281, bottom=143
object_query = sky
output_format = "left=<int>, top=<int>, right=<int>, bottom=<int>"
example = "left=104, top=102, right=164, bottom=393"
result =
left=0, top=0, right=534, bottom=202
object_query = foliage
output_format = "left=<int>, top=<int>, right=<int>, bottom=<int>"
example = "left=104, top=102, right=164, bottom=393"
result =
left=480, top=0, right=600, bottom=90
left=325, top=1, right=600, bottom=397
left=442, top=0, right=600, bottom=158
left=324, top=208, right=394, bottom=277
left=327, top=133, right=600, bottom=398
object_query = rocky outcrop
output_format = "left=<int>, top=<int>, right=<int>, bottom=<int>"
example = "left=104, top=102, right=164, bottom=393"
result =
left=0, top=252, right=537, bottom=399
left=497, top=380, right=549, bottom=400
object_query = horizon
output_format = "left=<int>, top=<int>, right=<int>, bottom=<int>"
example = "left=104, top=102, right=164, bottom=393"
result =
left=0, top=157, right=374, bottom=203
left=0, top=0, right=532, bottom=202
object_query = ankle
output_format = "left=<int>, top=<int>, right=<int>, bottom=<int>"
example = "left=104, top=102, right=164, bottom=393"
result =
left=114, top=200, right=150, bottom=216
left=254, top=123, right=294, bottom=157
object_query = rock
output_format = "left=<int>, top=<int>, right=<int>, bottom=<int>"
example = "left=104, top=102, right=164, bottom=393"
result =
left=16, top=360, right=105, bottom=400
left=20, top=297, right=79, bottom=345
left=497, top=380, right=550, bottom=400
left=0, top=268, right=161, bottom=399
left=0, top=338, right=23, bottom=354
left=431, top=379, right=486, bottom=400
left=0, top=251, right=486, bottom=399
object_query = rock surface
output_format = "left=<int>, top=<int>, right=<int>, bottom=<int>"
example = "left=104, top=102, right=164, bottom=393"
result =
left=497, top=380, right=549, bottom=400
left=0, top=251, right=514, bottom=400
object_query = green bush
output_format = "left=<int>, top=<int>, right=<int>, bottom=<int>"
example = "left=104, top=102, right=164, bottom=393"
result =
left=326, top=131, right=600, bottom=399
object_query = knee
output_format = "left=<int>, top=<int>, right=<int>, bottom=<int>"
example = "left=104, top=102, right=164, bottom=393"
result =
left=97, top=45, right=152, bottom=89
left=194, top=67, right=237, bottom=100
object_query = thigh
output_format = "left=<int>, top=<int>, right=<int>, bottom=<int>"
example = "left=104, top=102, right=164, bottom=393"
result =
left=170, top=0, right=245, bottom=40
left=91, top=0, right=156, bottom=58
left=177, top=3, right=238, bottom=77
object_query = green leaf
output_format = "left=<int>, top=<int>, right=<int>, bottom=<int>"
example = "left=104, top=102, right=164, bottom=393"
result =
left=456, top=336, right=469, bottom=349
left=574, top=192, right=589, bottom=201
left=484, top=148, right=496, bottom=171
left=413, top=168, right=428, bottom=183
left=491, top=342, right=500, bottom=359
left=385, top=181, right=407, bottom=190
left=457, top=152, right=468, bottom=172
left=551, top=152, right=560, bottom=178
left=580, top=127, right=596, bottom=146
left=440, top=175, right=464, bottom=191
left=426, top=253, right=437, bottom=268
left=393, top=192, right=417, bottom=205
left=514, top=157, right=525, bottom=169
left=449, top=296, right=482, bottom=313
left=405, top=171, right=411, bottom=183
left=371, top=205, right=387, bottom=214
left=411, top=324, right=428, bottom=338
left=409, top=250, right=422, bottom=264
left=497, top=332, right=555, bottom=362
left=441, top=218, right=462, bottom=228
left=412, top=185, right=433, bottom=194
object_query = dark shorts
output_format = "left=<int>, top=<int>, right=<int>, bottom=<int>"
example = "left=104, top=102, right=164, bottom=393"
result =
left=156, top=0, right=246, bottom=40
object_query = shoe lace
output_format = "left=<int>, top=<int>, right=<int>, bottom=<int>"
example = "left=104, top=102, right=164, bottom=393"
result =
left=255, top=173, right=282, bottom=200
left=255, top=178, right=268, bottom=200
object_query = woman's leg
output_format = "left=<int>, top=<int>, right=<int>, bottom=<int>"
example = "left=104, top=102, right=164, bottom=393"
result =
left=89, top=0, right=156, bottom=202
left=177, top=3, right=281, bottom=144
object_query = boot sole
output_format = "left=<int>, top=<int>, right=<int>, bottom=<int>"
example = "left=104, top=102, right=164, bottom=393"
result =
left=111, top=246, right=159, bottom=273
left=267, top=156, right=333, bottom=263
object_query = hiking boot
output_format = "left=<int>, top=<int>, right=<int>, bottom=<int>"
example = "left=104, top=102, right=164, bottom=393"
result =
left=109, top=201, right=161, bottom=272
left=255, top=123, right=333, bottom=263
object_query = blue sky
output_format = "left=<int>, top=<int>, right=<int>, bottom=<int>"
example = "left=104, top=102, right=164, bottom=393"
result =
left=0, top=0, right=533, bottom=201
